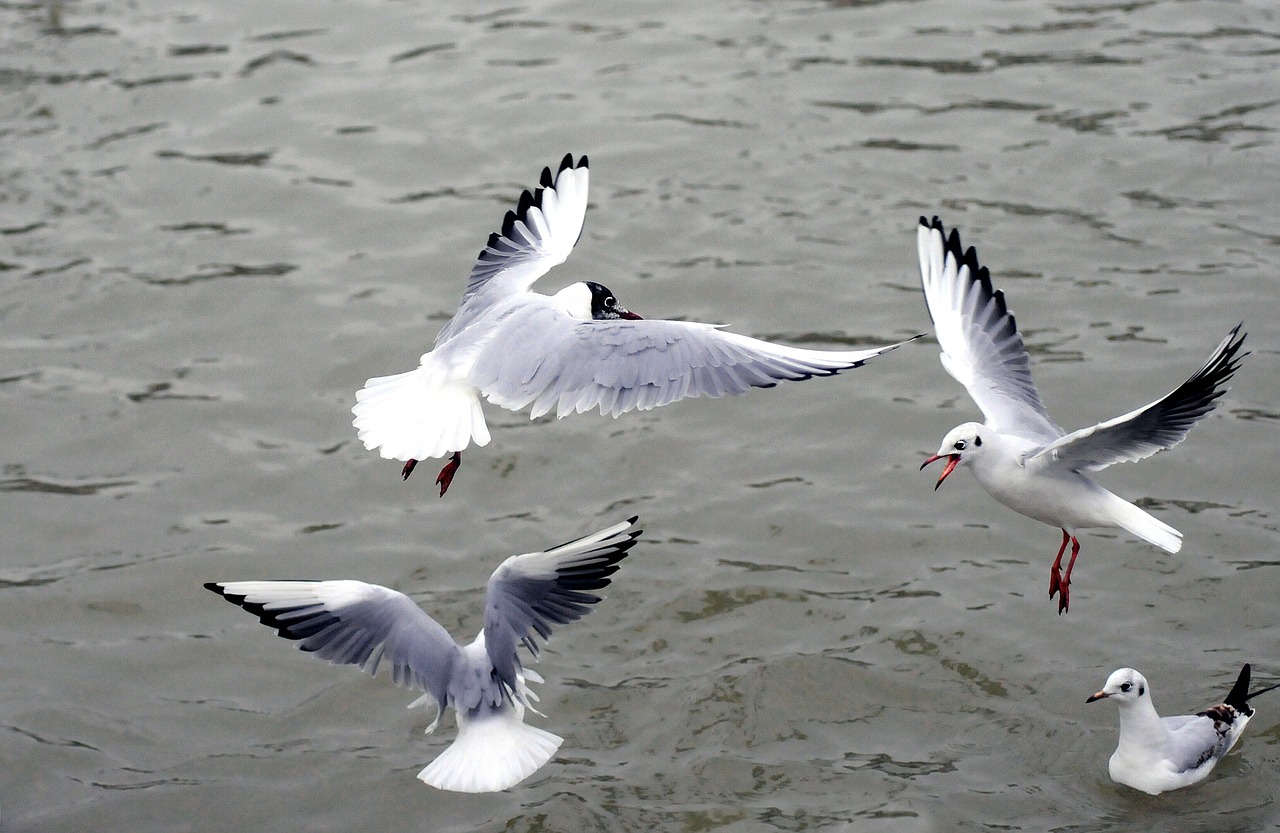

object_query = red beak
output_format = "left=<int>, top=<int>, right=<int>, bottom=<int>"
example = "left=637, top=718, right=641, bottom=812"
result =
left=920, top=453, right=960, bottom=490
left=619, top=308, right=643, bottom=320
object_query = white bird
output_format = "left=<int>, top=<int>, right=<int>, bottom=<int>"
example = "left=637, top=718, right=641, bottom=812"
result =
left=205, top=517, right=640, bottom=793
left=1087, top=664, right=1279, bottom=795
left=916, top=216, right=1246, bottom=613
left=353, top=154, right=917, bottom=495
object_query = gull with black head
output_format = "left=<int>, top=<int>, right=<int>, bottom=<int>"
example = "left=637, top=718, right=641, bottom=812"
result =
left=353, top=155, right=918, bottom=494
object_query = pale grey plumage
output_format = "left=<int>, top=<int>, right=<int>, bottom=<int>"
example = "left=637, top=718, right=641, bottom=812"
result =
left=205, top=517, right=640, bottom=792
left=353, top=155, right=916, bottom=491
left=1088, top=664, right=1278, bottom=795
left=917, top=215, right=1247, bottom=612
left=470, top=303, right=890, bottom=420
left=1031, top=326, right=1246, bottom=472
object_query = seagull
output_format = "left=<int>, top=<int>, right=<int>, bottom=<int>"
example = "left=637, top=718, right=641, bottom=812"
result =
left=205, top=516, right=640, bottom=793
left=1087, top=664, right=1280, bottom=795
left=353, top=154, right=918, bottom=495
left=916, top=215, right=1246, bottom=613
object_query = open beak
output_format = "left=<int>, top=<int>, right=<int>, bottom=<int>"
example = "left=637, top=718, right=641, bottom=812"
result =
left=619, top=308, right=643, bottom=320
left=1086, top=691, right=1109, bottom=703
left=920, top=453, right=960, bottom=491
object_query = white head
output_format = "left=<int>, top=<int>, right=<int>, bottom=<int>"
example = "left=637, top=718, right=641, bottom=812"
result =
left=920, top=422, right=987, bottom=490
left=1087, top=667, right=1150, bottom=707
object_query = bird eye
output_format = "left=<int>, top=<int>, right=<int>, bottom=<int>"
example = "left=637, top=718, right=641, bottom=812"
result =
left=974, top=436, right=982, bottom=447
left=606, top=296, right=616, bottom=307
left=953, top=440, right=967, bottom=451
left=1120, top=682, right=1132, bottom=692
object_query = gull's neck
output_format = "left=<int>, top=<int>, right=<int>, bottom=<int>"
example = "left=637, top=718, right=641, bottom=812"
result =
left=1114, top=695, right=1168, bottom=759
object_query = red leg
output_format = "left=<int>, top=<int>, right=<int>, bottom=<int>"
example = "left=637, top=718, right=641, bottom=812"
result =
left=401, top=459, right=418, bottom=480
left=1057, top=536, right=1081, bottom=615
left=1048, top=529, right=1070, bottom=600
left=435, top=451, right=462, bottom=497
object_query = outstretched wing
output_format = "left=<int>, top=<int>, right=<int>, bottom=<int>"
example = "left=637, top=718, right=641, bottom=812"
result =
left=1030, top=325, right=1246, bottom=472
left=205, top=580, right=458, bottom=711
left=470, top=301, right=918, bottom=419
left=461, top=154, right=590, bottom=305
left=918, top=216, right=1062, bottom=444
left=483, top=517, right=641, bottom=698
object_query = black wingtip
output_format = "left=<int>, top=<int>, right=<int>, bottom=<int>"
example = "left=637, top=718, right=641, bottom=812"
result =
left=540, top=166, right=554, bottom=188
left=516, top=188, right=534, bottom=217
left=558, top=152, right=574, bottom=174
left=204, top=581, right=225, bottom=595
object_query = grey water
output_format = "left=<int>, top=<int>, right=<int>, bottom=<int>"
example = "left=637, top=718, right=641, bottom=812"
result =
left=2, top=0, right=1279, bottom=830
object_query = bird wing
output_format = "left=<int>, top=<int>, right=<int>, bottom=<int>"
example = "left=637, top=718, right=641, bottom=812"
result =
left=469, top=301, right=918, bottom=419
left=482, top=517, right=640, bottom=698
left=917, top=216, right=1062, bottom=444
left=205, top=580, right=458, bottom=711
left=1162, top=712, right=1237, bottom=774
left=1029, top=325, right=1246, bottom=472
left=460, top=154, right=590, bottom=306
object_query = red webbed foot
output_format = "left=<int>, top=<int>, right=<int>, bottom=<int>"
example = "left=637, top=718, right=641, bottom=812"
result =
left=435, top=451, right=462, bottom=497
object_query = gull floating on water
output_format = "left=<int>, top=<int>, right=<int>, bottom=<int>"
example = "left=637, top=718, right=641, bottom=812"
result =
left=353, top=154, right=917, bottom=495
left=916, top=215, right=1246, bottom=613
left=205, top=517, right=640, bottom=792
left=1088, top=664, right=1279, bottom=795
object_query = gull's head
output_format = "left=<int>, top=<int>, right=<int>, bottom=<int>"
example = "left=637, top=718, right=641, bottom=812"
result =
left=1087, top=667, right=1148, bottom=706
left=552, top=282, right=642, bottom=321
left=920, top=422, right=985, bottom=490
left=584, top=281, right=642, bottom=321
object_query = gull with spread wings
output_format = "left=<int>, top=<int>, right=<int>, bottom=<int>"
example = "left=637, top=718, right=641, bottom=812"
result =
left=916, top=216, right=1246, bottom=613
left=206, top=517, right=640, bottom=792
left=353, top=155, right=917, bottom=495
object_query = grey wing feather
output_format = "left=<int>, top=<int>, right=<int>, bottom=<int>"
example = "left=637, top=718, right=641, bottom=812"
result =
left=918, top=216, right=1062, bottom=443
left=470, top=303, right=917, bottom=419
left=1031, top=325, right=1246, bottom=472
left=205, top=580, right=458, bottom=711
left=482, top=518, right=640, bottom=698
left=1162, top=714, right=1234, bottom=773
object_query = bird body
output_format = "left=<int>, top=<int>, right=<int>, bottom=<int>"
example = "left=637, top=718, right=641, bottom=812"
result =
left=950, top=421, right=1182, bottom=550
left=353, top=155, right=916, bottom=494
left=1088, top=664, right=1279, bottom=795
left=916, top=215, right=1246, bottom=611
left=206, top=517, right=641, bottom=793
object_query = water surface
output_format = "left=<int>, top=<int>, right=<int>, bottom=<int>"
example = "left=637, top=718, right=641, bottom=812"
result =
left=2, top=0, right=1279, bottom=830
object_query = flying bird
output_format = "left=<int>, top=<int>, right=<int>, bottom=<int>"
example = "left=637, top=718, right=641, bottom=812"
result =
left=353, top=154, right=917, bottom=495
left=1088, top=664, right=1279, bottom=795
left=916, top=215, right=1246, bottom=613
left=205, top=517, right=640, bottom=793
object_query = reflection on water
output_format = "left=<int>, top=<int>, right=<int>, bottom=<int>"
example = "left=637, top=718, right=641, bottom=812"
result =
left=2, top=0, right=1278, bottom=830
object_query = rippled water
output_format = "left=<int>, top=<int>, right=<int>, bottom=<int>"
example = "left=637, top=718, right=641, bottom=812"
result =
left=3, top=0, right=1279, bottom=830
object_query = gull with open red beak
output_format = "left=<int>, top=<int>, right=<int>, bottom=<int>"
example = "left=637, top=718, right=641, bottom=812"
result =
left=353, top=154, right=918, bottom=495
left=916, top=215, right=1246, bottom=613
left=920, top=449, right=960, bottom=490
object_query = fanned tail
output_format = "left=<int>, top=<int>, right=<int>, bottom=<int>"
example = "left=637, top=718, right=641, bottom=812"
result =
left=352, top=366, right=490, bottom=462
left=417, top=704, right=562, bottom=793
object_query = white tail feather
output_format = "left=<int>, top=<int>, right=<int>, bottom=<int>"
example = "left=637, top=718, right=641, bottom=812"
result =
left=352, top=367, right=490, bottom=462
left=1106, top=493, right=1183, bottom=553
left=417, top=705, right=563, bottom=793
